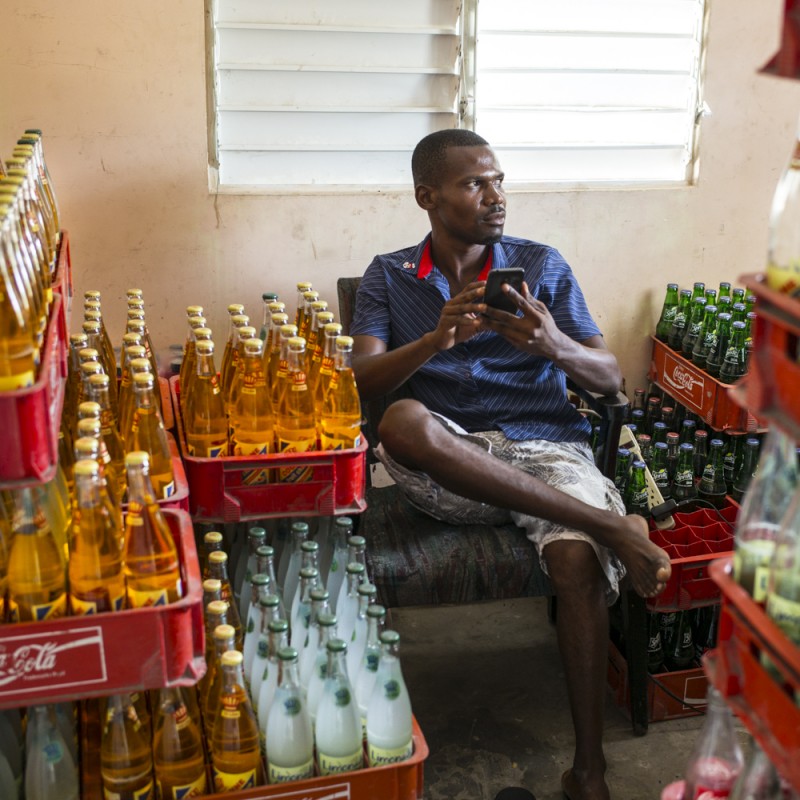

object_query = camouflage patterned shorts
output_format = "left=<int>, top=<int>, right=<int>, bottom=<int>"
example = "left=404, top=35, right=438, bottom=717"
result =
left=374, top=412, right=626, bottom=604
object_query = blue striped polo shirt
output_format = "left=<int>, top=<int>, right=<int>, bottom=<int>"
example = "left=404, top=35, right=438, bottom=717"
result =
left=350, top=234, right=602, bottom=442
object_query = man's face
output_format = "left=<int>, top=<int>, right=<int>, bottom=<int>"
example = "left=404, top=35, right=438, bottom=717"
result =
left=428, top=145, right=506, bottom=246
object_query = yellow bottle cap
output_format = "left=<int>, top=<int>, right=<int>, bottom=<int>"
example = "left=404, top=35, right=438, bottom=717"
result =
left=205, top=599, right=228, bottom=616
left=227, top=303, right=245, bottom=315
left=125, top=451, right=150, bottom=468
left=73, top=459, right=100, bottom=478
left=132, top=372, right=154, bottom=387
left=196, top=340, right=215, bottom=354
left=208, top=550, right=228, bottom=564
left=213, top=623, right=236, bottom=640
left=221, top=650, right=243, bottom=667
left=78, top=401, right=102, bottom=417
left=186, top=305, right=204, bottom=316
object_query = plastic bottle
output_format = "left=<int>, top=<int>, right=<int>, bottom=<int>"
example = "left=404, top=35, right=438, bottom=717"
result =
left=210, top=650, right=264, bottom=791
left=123, top=451, right=183, bottom=607
left=316, top=638, right=364, bottom=775
left=265, top=647, right=315, bottom=783
left=683, top=686, right=744, bottom=799
left=100, top=694, right=155, bottom=800
left=366, top=630, right=414, bottom=767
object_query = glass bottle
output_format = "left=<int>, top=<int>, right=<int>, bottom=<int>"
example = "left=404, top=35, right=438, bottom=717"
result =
left=259, top=291, right=279, bottom=340
left=355, top=603, right=388, bottom=735
left=664, top=609, right=694, bottom=670
left=613, top=447, right=632, bottom=495
left=249, top=593, right=283, bottom=710
left=242, top=573, right=271, bottom=687
left=220, top=303, right=246, bottom=397
left=268, top=320, right=294, bottom=406
left=683, top=687, right=744, bottom=799
left=698, top=438, right=728, bottom=510
left=624, top=460, right=650, bottom=517
left=705, top=312, right=733, bottom=380
left=347, top=581, right=377, bottom=681
left=276, top=336, right=317, bottom=481
left=152, top=686, right=208, bottom=799
left=719, top=320, right=748, bottom=384
left=692, top=429, right=709, bottom=481
left=651, top=441, right=671, bottom=501
left=635, top=433, right=653, bottom=470
left=125, top=371, right=175, bottom=499
left=178, top=305, right=205, bottom=390
left=326, top=516, right=353, bottom=613
left=223, top=318, right=253, bottom=416
left=731, top=437, right=760, bottom=504
left=347, top=534, right=370, bottom=585
left=256, top=544, right=286, bottom=621
left=673, top=443, right=698, bottom=503
left=118, top=343, right=146, bottom=438
left=680, top=418, right=697, bottom=446
left=733, top=427, right=798, bottom=601
left=691, top=303, right=719, bottom=370
left=203, top=623, right=238, bottom=730
left=299, top=586, right=331, bottom=689
left=729, top=739, right=781, bottom=800
left=290, top=539, right=321, bottom=626
left=210, top=650, right=264, bottom=791
left=316, top=638, right=364, bottom=775
left=100, top=694, right=155, bottom=800
left=366, top=630, right=413, bottom=767
left=290, top=566, right=321, bottom=651
left=183, top=339, right=228, bottom=458
left=668, top=288, right=693, bottom=350
left=206, top=550, right=244, bottom=650
left=265, top=646, right=315, bottom=783
left=279, top=521, right=308, bottom=613
left=202, top=531, right=225, bottom=578
left=646, top=611, right=664, bottom=674
left=256, top=617, right=290, bottom=752
left=25, top=704, right=79, bottom=800
left=723, top=434, right=744, bottom=495
left=6, top=485, right=67, bottom=622
left=226, top=324, right=258, bottom=424
left=655, top=283, right=680, bottom=342
left=320, top=335, right=362, bottom=450
left=337, top=562, right=367, bottom=646
left=235, top=525, right=267, bottom=616
left=69, top=459, right=125, bottom=614
left=681, top=296, right=707, bottom=358
left=86, top=372, right=126, bottom=496
left=123, top=451, right=184, bottom=607
left=307, top=310, right=335, bottom=395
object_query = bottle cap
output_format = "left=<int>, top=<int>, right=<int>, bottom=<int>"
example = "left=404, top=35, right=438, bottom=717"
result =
left=73, top=459, right=100, bottom=478
left=88, top=373, right=110, bottom=389
left=213, top=624, right=236, bottom=640
left=317, top=612, right=337, bottom=628
left=292, top=521, right=309, bottom=534
left=125, top=451, right=150, bottom=468
left=196, top=340, right=215, bottom=354
left=203, top=579, right=222, bottom=592
left=326, top=638, right=347, bottom=654
left=262, top=292, right=279, bottom=302
left=335, top=516, right=353, bottom=529
left=367, top=604, right=387, bottom=619
left=249, top=527, right=267, bottom=539
left=78, top=401, right=101, bottom=418
left=277, top=646, right=299, bottom=662
left=129, top=357, right=150, bottom=371
left=346, top=562, right=365, bottom=575
left=220, top=650, right=243, bottom=667
left=316, top=311, right=335, bottom=325
left=336, top=335, right=354, bottom=349
left=208, top=550, right=228, bottom=564
left=186, top=305, right=204, bottom=316
left=301, top=540, right=319, bottom=552
left=260, top=594, right=281, bottom=609
left=250, top=573, right=270, bottom=587
left=243, top=337, right=262, bottom=355
left=268, top=618, right=289, bottom=632
left=132, top=372, right=154, bottom=388
left=310, top=588, right=329, bottom=602
left=357, top=582, right=377, bottom=597
left=194, top=328, right=212, bottom=340
left=288, top=336, right=306, bottom=351
left=324, top=322, right=343, bottom=335
left=79, top=347, right=100, bottom=362
left=206, top=599, right=228, bottom=616
left=74, top=438, right=100, bottom=458
left=227, top=303, right=245, bottom=315
left=231, top=314, right=249, bottom=327
left=379, top=630, right=400, bottom=646
left=77, top=418, right=101, bottom=438
left=256, top=544, right=274, bottom=557
left=238, top=326, right=257, bottom=339
left=271, top=312, right=289, bottom=326
left=296, top=282, right=313, bottom=292
left=348, top=535, right=366, bottom=548
left=299, top=566, right=319, bottom=580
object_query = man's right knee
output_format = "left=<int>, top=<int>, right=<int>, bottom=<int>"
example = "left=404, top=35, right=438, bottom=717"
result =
left=377, top=398, right=434, bottom=462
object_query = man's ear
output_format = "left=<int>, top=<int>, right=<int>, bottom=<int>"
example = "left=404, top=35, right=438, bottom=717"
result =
left=415, top=183, right=436, bottom=211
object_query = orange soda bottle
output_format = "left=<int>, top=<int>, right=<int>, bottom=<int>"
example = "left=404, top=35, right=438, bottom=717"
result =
left=178, top=311, right=206, bottom=393
left=183, top=339, right=228, bottom=458
left=313, top=322, right=342, bottom=420
left=320, top=336, right=362, bottom=450
left=294, top=282, right=313, bottom=329
left=100, top=693, right=155, bottom=799
left=122, top=451, right=183, bottom=607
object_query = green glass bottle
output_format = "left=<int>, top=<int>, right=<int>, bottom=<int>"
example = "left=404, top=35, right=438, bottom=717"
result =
left=705, top=312, right=733, bottom=379
left=692, top=429, right=709, bottom=479
left=722, top=434, right=743, bottom=495
left=698, top=438, right=728, bottom=510
left=667, top=289, right=693, bottom=350
left=624, top=460, right=650, bottom=517
left=651, top=441, right=671, bottom=501
left=655, top=283, right=680, bottom=342
left=731, top=437, right=760, bottom=504
left=613, top=447, right=632, bottom=495
left=719, top=320, right=747, bottom=384
left=672, top=443, right=697, bottom=503
left=704, top=287, right=717, bottom=306
left=691, top=303, right=718, bottom=370
left=717, top=281, right=731, bottom=302
left=730, top=301, right=747, bottom=325
left=680, top=296, right=707, bottom=358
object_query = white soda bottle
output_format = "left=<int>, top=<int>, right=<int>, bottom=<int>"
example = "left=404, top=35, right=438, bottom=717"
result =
left=307, top=611, right=339, bottom=725
left=347, top=582, right=376, bottom=680
left=290, top=540, right=321, bottom=624
left=265, top=647, right=314, bottom=783
left=257, top=618, right=289, bottom=751
left=355, top=604, right=387, bottom=737
left=290, top=566, right=320, bottom=651
left=249, top=593, right=282, bottom=709
left=280, top=522, right=308, bottom=612
left=315, top=638, right=363, bottom=776
left=242, top=573, right=271, bottom=686
left=326, top=517, right=352, bottom=612
left=366, top=630, right=413, bottom=767
left=235, top=526, right=267, bottom=621
left=336, top=562, right=365, bottom=646
left=300, top=587, right=331, bottom=690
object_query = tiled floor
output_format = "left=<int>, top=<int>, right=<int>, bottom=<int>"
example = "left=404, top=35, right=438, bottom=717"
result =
left=393, top=597, right=735, bottom=800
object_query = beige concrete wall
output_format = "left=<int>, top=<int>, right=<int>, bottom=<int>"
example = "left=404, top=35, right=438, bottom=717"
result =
left=2, top=0, right=799, bottom=389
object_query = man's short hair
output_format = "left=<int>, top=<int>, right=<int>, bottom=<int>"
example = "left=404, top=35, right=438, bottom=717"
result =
left=412, top=129, right=490, bottom=187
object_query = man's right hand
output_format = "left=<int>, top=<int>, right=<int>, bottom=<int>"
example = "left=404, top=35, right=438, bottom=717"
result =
left=427, top=282, right=485, bottom=352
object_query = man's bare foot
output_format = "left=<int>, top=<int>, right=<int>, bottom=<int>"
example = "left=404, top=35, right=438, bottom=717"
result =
left=561, top=767, right=610, bottom=800
left=612, top=514, right=672, bottom=598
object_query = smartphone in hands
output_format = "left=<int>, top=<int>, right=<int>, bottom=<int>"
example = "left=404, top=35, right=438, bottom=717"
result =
left=483, top=268, right=524, bottom=314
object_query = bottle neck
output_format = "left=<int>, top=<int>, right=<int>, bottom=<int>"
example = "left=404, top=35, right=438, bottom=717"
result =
left=126, top=463, right=157, bottom=505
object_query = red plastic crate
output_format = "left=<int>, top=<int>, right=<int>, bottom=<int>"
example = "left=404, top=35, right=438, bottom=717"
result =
left=80, top=712, right=428, bottom=800
left=735, top=273, right=800, bottom=439
left=705, top=557, right=800, bottom=793
left=0, top=508, right=205, bottom=709
left=649, top=337, right=763, bottom=432
left=608, top=640, right=708, bottom=722
left=159, top=374, right=175, bottom=430
left=52, top=229, right=73, bottom=331
left=647, top=500, right=738, bottom=611
left=170, top=377, right=367, bottom=522
left=0, top=292, right=68, bottom=485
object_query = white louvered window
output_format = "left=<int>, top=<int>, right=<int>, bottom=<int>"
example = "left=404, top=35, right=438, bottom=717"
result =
left=208, top=0, right=707, bottom=190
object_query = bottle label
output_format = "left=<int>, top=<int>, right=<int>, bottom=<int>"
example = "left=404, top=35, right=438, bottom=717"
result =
left=765, top=593, right=800, bottom=642
left=675, top=469, right=694, bottom=486
left=368, top=740, right=413, bottom=767
left=268, top=758, right=314, bottom=783
left=257, top=639, right=269, bottom=659
left=188, top=442, right=226, bottom=458
left=281, top=696, right=302, bottom=716
left=162, top=480, right=176, bottom=498
left=43, top=740, right=64, bottom=763
left=318, top=748, right=364, bottom=775
left=365, top=652, right=379, bottom=672
left=0, top=371, right=35, bottom=390
left=291, top=371, right=309, bottom=391
left=212, top=767, right=257, bottom=792
left=104, top=781, right=154, bottom=800
left=277, top=439, right=316, bottom=483
left=157, top=772, right=207, bottom=798
left=334, top=687, right=353, bottom=707
left=628, top=489, right=648, bottom=507
left=127, top=586, right=171, bottom=608
left=31, top=593, right=67, bottom=621
left=233, top=440, right=271, bottom=486
left=70, top=590, right=125, bottom=615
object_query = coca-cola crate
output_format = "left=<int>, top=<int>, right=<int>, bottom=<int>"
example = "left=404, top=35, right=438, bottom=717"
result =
left=0, top=293, right=68, bottom=485
left=80, top=710, right=428, bottom=800
left=646, top=500, right=738, bottom=611
left=608, top=640, right=708, bottom=722
left=649, top=337, right=762, bottom=432
left=170, top=376, right=367, bottom=522
left=52, top=229, right=73, bottom=331
left=705, top=557, right=800, bottom=793
left=734, top=273, right=800, bottom=439
left=0, top=508, right=205, bottom=709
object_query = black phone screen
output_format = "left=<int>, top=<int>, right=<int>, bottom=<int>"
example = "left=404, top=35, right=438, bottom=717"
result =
left=484, top=268, right=524, bottom=314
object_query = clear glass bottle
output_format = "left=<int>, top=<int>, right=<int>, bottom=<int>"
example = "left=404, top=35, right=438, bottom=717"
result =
left=183, top=339, right=228, bottom=458
left=366, top=630, right=414, bottom=767
left=337, top=562, right=367, bottom=646
left=24, top=705, right=79, bottom=800
left=203, top=623, right=238, bottom=731
left=315, top=638, right=364, bottom=775
left=300, top=587, right=331, bottom=690
left=235, top=525, right=267, bottom=618
left=256, top=617, right=290, bottom=754
left=355, top=603, right=388, bottom=736
left=683, top=687, right=744, bottom=799
left=290, top=539, right=321, bottom=627
left=290, top=566, right=321, bottom=651
left=265, top=646, right=315, bottom=783
left=280, top=520, right=308, bottom=613
left=242, top=573, right=271, bottom=687
left=249, top=594, right=283, bottom=711
left=327, top=516, right=353, bottom=613
left=348, top=582, right=377, bottom=679
left=206, top=550, right=244, bottom=651
left=320, top=335, right=362, bottom=450
left=210, top=650, right=264, bottom=791
left=729, top=739, right=781, bottom=800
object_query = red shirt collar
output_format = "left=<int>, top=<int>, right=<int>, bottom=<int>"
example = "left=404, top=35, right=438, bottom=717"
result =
left=417, top=239, right=494, bottom=281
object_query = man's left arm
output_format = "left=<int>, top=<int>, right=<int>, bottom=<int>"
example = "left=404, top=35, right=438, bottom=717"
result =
left=479, top=285, right=623, bottom=395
